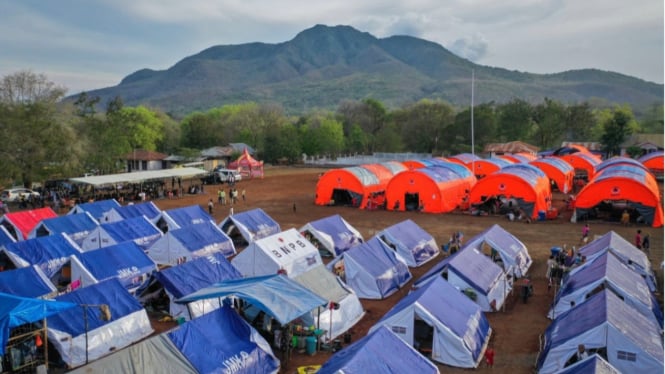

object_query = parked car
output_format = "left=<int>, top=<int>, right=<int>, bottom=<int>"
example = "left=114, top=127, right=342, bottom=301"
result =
left=1, top=188, right=41, bottom=202
left=215, top=169, right=242, bottom=183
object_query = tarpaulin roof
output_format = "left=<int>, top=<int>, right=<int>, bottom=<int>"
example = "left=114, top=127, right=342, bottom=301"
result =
left=158, top=205, right=214, bottom=230
left=69, top=167, right=207, bottom=187
left=379, top=161, right=407, bottom=175
left=300, top=214, right=363, bottom=256
left=0, top=292, right=75, bottom=354
left=449, top=247, right=505, bottom=295
left=68, top=199, right=121, bottom=222
left=376, top=219, right=439, bottom=267
left=552, top=251, right=662, bottom=324
left=0, top=225, right=16, bottom=247
left=596, top=156, right=648, bottom=174
left=93, top=215, right=162, bottom=247
left=231, top=228, right=322, bottom=278
left=448, top=153, right=482, bottom=167
left=148, top=220, right=236, bottom=264
left=0, top=207, right=58, bottom=241
left=555, top=355, right=621, bottom=374
left=29, top=212, right=98, bottom=244
left=167, top=305, right=279, bottom=374
left=69, top=334, right=198, bottom=374
left=374, top=276, right=491, bottom=368
left=48, top=278, right=144, bottom=336
left=76, top=242, right=157, bottom=290
left=337, top=237, right=412, bottom=299
left=155, top=253, right=242, bottom=299
left=318, top=326, right=439, bottom=374
left=579, top=231, right=651, bottom=281
left=104, top=201, right=161, bottom=222
left=176, top=274, right=327, bottom=325
left=638, top=150, right=663, bottom=171
left=0, top=265, right=56, bottom=298
left=538, top=289, right=663, bottom=373
left=471, top=158, right=511, bottom=177
left=464, top=224, right=532, bottom=278
left=3, top=234, right=81, bottom=277
left=219, top=208, right=281, bottom=244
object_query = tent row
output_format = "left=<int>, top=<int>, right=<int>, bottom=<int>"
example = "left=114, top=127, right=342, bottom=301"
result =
left=538, top=230, right=663, bottom=373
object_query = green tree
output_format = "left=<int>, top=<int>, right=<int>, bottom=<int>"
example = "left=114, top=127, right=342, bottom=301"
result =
left=564, top=103, right=596, bottom=141
left=638, top=103, right=664, bottom=134
left=531, top=98, right=567, bottom=148
left=394, top=99, right=456, bottom=154
left=495, top=99, right=533, bottom=142
left=0, top=71, right=80, bottom=186
left=600, top=106, right=638, bottom=157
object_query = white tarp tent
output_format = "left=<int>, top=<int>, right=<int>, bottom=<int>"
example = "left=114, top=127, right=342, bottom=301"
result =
left=231, top=228, right=322, bottom=277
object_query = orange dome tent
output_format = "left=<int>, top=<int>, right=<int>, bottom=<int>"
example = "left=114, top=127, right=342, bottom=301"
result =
left=472, top=158, right=512, bottom=179
left=574, top=164, right=663, bottom=227
left=315, top=163, right=404, bottom=209
left=556, top=152, right=601, bottom=181
left=530, top=157, right=575, bottom=194
left=638, top=151, right=663, bottom=179
left=385, top=166, right=471, bottom=213
left=468, top=164, right=552, bottom=219
left=446, top=153, right=481, bottom=171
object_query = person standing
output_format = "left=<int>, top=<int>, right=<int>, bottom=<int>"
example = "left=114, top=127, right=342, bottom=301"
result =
left=484, top=345, right=495, bottom=367
left=642, top=233, right=650, bottom=255
left=580, top=223, right=590, bottom=244
left=635, top=230, right=642, bottom=250
left=208, top=199, right=214, bottom=214
left=242, top=189, right=246, bottom=202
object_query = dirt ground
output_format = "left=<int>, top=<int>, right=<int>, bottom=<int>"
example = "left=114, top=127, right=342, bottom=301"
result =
left=149, top=166, right=663, bottom=374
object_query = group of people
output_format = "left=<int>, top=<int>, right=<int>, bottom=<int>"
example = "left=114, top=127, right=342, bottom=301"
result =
left=216, top=187, right=244, bottom=206
left=546, top=244, right=587, bottom=291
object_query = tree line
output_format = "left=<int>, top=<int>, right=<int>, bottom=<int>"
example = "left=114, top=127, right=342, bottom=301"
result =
left=1, top=71, right=662, bottom=187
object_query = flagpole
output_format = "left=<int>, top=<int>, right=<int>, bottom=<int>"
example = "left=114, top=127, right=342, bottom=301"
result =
left=471, top=70, right=475, bottom=173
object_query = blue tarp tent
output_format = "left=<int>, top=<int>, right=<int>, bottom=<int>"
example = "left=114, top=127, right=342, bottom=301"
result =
left=579, top=230, right=656, bottom=291
left=151, top=253, right=242, bottom=320
left=318, top=326, right=439, bottom=374
left=68, top=199, right=121, bottom=222
left=0, top=265, right=56, bottom=298
left=75, top=241, right=157, bottom=292
left=167, top=305, right=280, bottom=374
left=156, top=205, right=215, bottom=232
left=0, top=292, right=75, bottom=355
left=218, top=208, right=281, bottom=247
left=3, top=234, right=82, bottom=278
left=548, top=252, right=662, bottom=326
left=101, top=201, right=161, bottom=223
left=328, top=237, right=411, bottom=299
left=463, top=224, right=532, bottom=278
left=537, top=289, right=663, bottom=374
left=147, top=220, right=236, bottom=266
left=80, top=215, right=162, bottom=251
left=177, top=274, right=327, bottom=326
left=0, top=225, right=16, bottom=248
left=28, top=212, right=99, bottom=246
left=47, top=278, right=154, bottom=368
left=417, top=247, right=511, bottom=312
left=554, top=354, right=621, bottom=374
left=376, top=219, right=440, bottom=267
left=370, top=276, right=492, bottom=368
left=299, top=214, right=364, bottom=257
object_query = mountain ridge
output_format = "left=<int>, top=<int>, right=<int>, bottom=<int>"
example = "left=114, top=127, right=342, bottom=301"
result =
left=78, top=24, right=663, bottom=116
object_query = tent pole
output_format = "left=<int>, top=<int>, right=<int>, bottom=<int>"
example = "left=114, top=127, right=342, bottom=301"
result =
left=43, top=318, right=48, bottom=370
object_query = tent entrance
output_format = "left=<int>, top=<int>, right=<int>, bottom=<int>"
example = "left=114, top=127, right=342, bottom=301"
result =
left=0, top=251, right=17, bottom=272
left=331, top=189, right=362, bottom=207
left=404, top=193, right=420, bottom=211
left=413, top=318, right=434, bottom=358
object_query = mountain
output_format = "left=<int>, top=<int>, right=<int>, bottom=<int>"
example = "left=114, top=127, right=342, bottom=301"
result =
left=78, top=24, right=663, bottom=116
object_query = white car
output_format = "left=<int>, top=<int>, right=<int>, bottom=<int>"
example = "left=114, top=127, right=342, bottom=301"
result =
left=1, top=188, right=41, bottom=202
left=215, top=169, right=242, bottom=183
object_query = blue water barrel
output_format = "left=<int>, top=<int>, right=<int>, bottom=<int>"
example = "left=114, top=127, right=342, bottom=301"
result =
left=538, top=211, right=546, bottom=221
left=550, top=247, right=561, bottom=257
left=306, top=336, right=317, bottom=355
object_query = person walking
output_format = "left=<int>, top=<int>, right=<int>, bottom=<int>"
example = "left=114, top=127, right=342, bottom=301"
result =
left=635, top=230, right=642, bottom=250
left=642, top=233, right=650, bottom=255
left=580, top=223, right=590, bottom=244
left=242, top=189, right=246, bottom=202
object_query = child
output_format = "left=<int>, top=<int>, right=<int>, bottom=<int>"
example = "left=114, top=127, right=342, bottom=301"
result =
left=580, top=223, right=590, bottom=243
left=485, top=345, right=495, bottom=367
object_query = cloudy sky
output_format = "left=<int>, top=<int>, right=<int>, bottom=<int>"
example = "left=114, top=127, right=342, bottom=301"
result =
left=1, top=0, right=662, bottom=94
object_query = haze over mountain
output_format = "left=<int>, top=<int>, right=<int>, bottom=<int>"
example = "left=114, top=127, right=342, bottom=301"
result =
left=79, top=24, right=663, bottom=116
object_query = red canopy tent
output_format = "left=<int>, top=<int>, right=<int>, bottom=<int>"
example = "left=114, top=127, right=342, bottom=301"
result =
left=228, top=148, right=264, bottom=179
